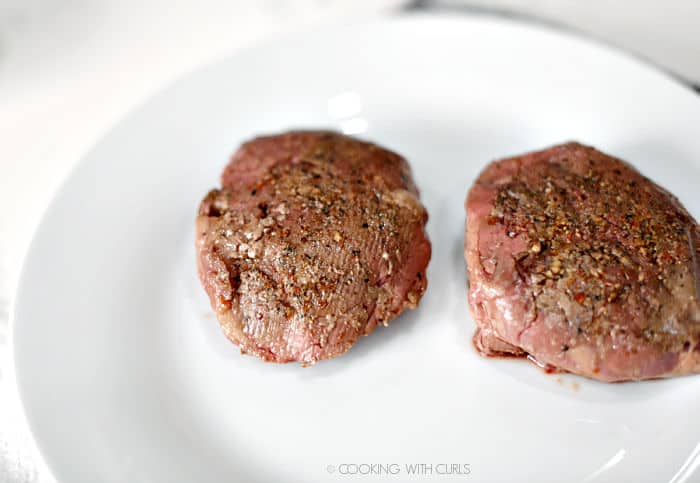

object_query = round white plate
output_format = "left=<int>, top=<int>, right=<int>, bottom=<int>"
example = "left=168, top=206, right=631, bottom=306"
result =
left=13, top=13, right=700, bottom=483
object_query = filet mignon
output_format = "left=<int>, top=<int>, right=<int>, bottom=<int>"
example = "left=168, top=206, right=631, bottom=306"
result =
left=465, top=142, right=700, bottom=382
left=197, top=131, right=431, bottom=365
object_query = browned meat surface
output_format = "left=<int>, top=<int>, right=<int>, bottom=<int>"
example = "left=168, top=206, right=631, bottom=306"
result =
left=465, top=142, right=700, bottom=382
left=197, top=131, right=431, bottom=364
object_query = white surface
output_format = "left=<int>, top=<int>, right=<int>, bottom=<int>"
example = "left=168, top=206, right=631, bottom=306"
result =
left=13, top=13, right=700, bottom=483
left=1, top=2, right=699, bottom=482
left=448, top=0, right=700, bottom=84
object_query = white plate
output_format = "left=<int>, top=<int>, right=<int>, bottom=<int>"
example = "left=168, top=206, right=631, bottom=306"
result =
left=13, top=13, right=700, bottom=483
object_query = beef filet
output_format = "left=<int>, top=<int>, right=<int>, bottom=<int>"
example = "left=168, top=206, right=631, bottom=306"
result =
left=465, top=142, right=700, bottom=382
left=197, top=131, right=431, bottom=364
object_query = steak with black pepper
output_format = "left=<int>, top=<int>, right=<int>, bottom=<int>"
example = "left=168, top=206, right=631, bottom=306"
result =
left=465, top=142, right=700, bottom=382
left=197, top=131, right=431, bottom=365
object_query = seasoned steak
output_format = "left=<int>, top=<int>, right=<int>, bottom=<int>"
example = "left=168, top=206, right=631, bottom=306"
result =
left=465, top=142, right=700, bottom=382
left=197, top=131, right=431, bottom=365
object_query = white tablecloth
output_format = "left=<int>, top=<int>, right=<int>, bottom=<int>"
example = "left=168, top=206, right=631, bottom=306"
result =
left=0, top=1, right=697, bottom=481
